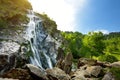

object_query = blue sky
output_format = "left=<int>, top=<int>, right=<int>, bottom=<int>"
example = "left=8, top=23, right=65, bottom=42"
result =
left=75, top=0, right=120, bottom=33
left=29, top=0, right=120, bottom=34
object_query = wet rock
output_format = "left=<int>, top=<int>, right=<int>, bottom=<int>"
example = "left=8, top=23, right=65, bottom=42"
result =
left=1, top=68, right=32, bottom=80
left=26, top=64, right=48, bottom=80
left=102, top=72, right=115, bottom=80
left=46, top=67, right=70, bottom=80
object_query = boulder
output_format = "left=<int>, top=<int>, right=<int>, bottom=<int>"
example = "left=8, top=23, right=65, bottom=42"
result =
left=102, top=72, right=115, bottom=80
left=46, top=67, right=70, bottom=80
left=86, top=66, right=102, bottom=77
left=26, top=64, right=48, bottom=80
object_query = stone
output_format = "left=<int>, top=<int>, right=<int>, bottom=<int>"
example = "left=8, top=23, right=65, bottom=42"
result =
left=46, top=67, right=70, bottom=80
left=26, top=64, right=48, bottom=80
left=86, top=66, right=102, bottom=77
left=102, top=72, right=115, bottom=80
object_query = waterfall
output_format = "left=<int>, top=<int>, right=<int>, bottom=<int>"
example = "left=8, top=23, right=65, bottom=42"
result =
left=25, top=10, right=57, bottom=70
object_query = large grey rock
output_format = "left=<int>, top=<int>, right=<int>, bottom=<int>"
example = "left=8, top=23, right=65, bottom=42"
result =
left=46, top=67, right=70, bottom=80
left=26, top=64, right=48, bottom=80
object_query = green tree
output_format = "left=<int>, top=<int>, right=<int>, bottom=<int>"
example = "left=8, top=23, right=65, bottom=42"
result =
left=82, top=32, right=105, bottom=58
left=61, top=31, right=83, bottom=58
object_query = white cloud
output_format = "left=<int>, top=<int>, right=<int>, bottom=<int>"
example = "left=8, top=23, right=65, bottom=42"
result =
left=28, top=0, right=87, bottom=31
left=94, top=29, right=109, bottom=34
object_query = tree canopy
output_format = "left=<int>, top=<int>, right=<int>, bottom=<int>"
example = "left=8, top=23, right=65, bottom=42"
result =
left=61, top=31, right=120, bottom=63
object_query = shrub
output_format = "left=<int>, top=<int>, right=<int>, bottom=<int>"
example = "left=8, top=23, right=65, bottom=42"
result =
left=98, top=55, right=118, bottom=63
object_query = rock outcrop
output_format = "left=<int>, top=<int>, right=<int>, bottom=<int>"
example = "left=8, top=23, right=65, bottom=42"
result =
left=56, top=52, right=73, bottom=74
left=0, top=41, right=20, bottom=74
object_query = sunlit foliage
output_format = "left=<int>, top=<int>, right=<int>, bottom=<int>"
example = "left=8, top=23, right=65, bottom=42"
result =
left=62, top=31, right=120, bottom=62
left=0, top=0, right=32, bottom=28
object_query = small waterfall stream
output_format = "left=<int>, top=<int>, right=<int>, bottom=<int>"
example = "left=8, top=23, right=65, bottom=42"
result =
left=26, top=10, right=57, bottom=69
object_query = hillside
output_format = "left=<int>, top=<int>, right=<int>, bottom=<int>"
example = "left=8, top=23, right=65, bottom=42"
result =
left=61, top=31, right=120, bottom=63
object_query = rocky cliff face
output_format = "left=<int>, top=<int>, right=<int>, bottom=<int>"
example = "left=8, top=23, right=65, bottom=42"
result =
left=0, top=9, right=62, bottom=75
left=25, top=11, right=62, bottom=69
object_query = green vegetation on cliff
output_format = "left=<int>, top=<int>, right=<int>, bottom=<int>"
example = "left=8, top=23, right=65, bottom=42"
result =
left=61, top=31, right=120, bottom=62
left=35, top=13, right=59, bottom=37
left=0, top=0, right=32, bottom=29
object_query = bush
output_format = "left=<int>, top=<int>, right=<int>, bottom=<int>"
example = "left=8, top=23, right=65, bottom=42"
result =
left=98, top=55, right=118, bottom=63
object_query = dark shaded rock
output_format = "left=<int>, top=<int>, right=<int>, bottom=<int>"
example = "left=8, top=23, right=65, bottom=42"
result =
left=26, top=64, right=48, bottom=80
left=0, top=54, right=16, bottom=75
left=62, top=53, right=73, bottom=74
left=56, top=52, right=73, bottom=74
left=56, top=47, right=65, bottom=60
left=46, top=67, right=70, bottom=80
left=1, top=68, right=33, bottom=80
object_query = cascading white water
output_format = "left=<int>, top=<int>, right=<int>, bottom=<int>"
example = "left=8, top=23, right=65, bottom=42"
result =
left=25, top=10, right=57, bottom=69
